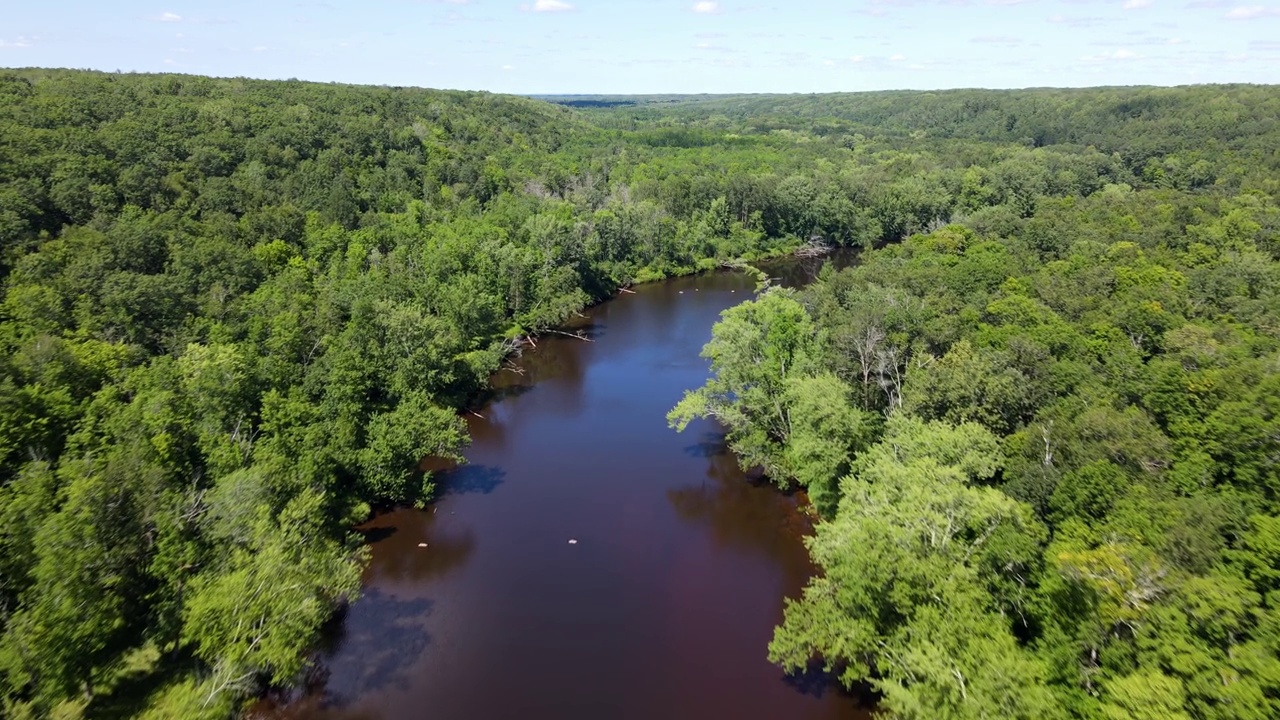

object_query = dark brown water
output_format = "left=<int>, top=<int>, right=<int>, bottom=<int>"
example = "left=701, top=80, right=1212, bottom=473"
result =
left=254, top=257, right=870, bottom=720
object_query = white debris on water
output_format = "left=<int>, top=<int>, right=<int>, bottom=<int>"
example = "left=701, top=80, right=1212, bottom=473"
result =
left=568, top=539, right=578, bottom=545
left=417, top=543, right=428, bottom=548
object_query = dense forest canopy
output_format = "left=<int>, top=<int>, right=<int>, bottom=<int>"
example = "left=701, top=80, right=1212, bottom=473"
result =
left=0, top=69, right=1278, bottom=718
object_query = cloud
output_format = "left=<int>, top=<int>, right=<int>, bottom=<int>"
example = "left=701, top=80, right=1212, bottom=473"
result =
left=0, top=36, right=34, bottom=48
left=850, top=54, right=865, bottom=62
left=889, top=53, right=906, bottom=60
left=502, top=64, right=514, bottom=70
left=531, top=0, right=573, bottom=10
left=971, top=34, right=1024, bottom=44
left=1224, top=4, right=1280, bottom=17
left=1250, top=38, right=1280, bottom=49
left=692, top=1, right=721, bottom=12
left=695, top=40, right=734, bottom=52
left=1049, top=14, right=1108, bottom=26
left=154, top=11, right=182, bottom=22
left=1123, top=0, right=1152, bottom=8
left=1081, top=48, right=1141, bottom=60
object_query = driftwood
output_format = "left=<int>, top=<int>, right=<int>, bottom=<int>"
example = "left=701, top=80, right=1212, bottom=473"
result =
left=795, top=236, right=834, bottom=259
left=619, top=287, right=636, bottom=294
left=545, top=329, right=594, bottom=342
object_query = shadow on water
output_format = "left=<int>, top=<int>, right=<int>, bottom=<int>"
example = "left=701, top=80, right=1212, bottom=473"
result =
left=319, top=590, right=435, bottom=703
left=484, top=377, right=536, bottom=404
left=682, top=437, right=729, bottom=459
left=248, top=591, right=436, bottom=719
left=781, top=662, right=878, bottom=709
left=359, top=526, right=398, bottom=544
left=437, top=464, right=506, bottom=496
left=557, top=318, right=607, bottom=341
left=666, top=433, right=813, bottom=565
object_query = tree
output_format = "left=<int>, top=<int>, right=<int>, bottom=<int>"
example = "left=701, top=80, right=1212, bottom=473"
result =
left=181, top=488, right=365, bottom=699
left=770, top=416, right=1051, bottom=717
left=668, top=288, right=822, bottom=485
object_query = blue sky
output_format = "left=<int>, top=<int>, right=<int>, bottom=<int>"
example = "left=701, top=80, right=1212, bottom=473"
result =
left=1, top=0, right=1277, bottom=93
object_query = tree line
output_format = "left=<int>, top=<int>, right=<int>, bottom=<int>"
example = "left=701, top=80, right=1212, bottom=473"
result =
left=669, top=106, right=1280, bottom=719
left=0, top=69, right=1277, bottom=717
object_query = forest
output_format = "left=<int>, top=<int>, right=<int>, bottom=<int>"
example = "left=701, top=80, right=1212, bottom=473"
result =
left=0, top=68, right=1277, bottom=718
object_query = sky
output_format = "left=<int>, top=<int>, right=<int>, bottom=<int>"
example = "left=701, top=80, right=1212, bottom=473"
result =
left=1, top=0, right=1277, bottom=93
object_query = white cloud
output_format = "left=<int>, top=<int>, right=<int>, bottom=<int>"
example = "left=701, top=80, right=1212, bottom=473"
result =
left=0, top=35, right=34, bottom=48
left=1123, top=0, right=1152, bottom=8
left=1167, top=36, right=1186, bottom=43
left=850, top=54, right=865, bottom=62
left=1082, top=48, right=1141, bottom=60
left=1224, top=4, right=1280, bottom=17
left=155, top=11, right=182, bottom=22
left=971, top=34, right=1024, bottom=44
left=1050, top=14, right=1108, bottom=26
left=532, top=0, right=573, bottom=10
left=693, top=1, right=721, bottom=12
left=502, top=64, right=514, bottom=70
left=889, top=53, right=906, bottom=60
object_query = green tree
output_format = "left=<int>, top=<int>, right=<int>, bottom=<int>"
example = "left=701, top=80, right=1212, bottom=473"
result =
left=668, top=288, right=822, bottom=485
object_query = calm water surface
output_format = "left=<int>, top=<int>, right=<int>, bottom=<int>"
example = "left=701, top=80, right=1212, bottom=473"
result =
left=255, top=256, right=870, bottom=720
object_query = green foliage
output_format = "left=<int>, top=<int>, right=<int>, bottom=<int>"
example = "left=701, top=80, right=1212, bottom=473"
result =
left=358, top=391, right=466, bottom=505
left=182, top=489, right=364, bottom=687
left=769, top=416, right=1054, bottom=718
left=650, top=81, right=1280, bottom=719
left=668, top=289, right=875, bottom=502
left=3, top=70, right=1280, bottom=717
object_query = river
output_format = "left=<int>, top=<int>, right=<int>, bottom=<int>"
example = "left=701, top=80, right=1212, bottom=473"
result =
left=252, top=254, right=871, bottom=720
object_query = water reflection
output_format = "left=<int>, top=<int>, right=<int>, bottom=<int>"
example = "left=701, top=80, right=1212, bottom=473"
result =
left=320, top=590, right=435, bottom=703
left=667, top=429, right=815, bottom=581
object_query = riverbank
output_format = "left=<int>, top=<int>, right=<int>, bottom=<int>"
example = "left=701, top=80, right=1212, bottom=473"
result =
left=251, top=261, right=871, bottom=720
